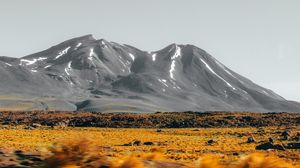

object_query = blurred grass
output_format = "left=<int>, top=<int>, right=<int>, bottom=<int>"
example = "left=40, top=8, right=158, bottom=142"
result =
left=0, top=126, right=300, bottom=166
left=39, top=138, right=296, bottom=168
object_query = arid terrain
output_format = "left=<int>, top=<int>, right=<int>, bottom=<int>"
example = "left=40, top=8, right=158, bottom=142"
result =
left=0, top=112, right=300, bottom=167
left=1, top=111, right=300, bottom=128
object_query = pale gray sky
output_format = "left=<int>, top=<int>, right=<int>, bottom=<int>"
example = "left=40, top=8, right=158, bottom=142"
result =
left=0, top=0, right=299, bottom=101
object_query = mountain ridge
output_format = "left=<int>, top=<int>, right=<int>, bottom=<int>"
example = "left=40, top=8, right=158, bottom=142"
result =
left=0, top=34, right=299, bottom=113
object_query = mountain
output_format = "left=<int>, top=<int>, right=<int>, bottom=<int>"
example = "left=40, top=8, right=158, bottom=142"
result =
left=0, top=34, right=299, bottom=112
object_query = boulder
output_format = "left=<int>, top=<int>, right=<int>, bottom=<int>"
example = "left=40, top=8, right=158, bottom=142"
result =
left=281, top=130, right=290, bottom=140
left=273, top=144, right=285, bottom=151
left=144, top=141, right=155, bottom=146
left=256, top=142, right=285, bottom=151
left=207, top=140, right=215, bottom=145
left=256, top=142, right=274, bottom=150
left=293, top=132, right=300, bottom=141
left=268, top=137, right=274, bottom=143
left=247, top=136, right=256, bottom=143
left=131, top=140, right=142, bottom=146
left=285, top=143, right=300, bottom=149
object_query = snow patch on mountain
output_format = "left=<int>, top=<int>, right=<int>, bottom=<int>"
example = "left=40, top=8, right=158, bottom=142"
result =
left=169, top=46, right=181, bottom=80
left=44, top=65, right=52, bottom=69
left=129, top=53, right=135, bottom=61
left=74, top=43, right=82, bottom=50
left=158, top=78, right=169, bottom=87
left=65, top=61, right=72, bottom=76
left=19, top=57, right=47, bottom=66
left=152, top=53, right=157, bottom=61
left=55, top=46, right=71, bottom=60
left=200, top=58, right=236, bottom=90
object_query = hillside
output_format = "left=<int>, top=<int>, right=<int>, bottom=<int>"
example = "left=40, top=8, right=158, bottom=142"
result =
left=0, top=35, right=299, bottom=112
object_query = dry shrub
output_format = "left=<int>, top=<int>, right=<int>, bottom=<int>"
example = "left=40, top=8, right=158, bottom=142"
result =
left=118, top=156, right=144, bottom=168
left=42, top=139, right=149, bottom=168
left=197, top=155, right=224, bottom=168
left=43, top=138, right=111, bottom=168
left=235, top=153, right=294, bottom=168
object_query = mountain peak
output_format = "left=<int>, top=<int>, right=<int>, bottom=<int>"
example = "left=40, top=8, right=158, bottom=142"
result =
left=53, top=34, right=96, bottom=47
left=73, top=34, right=95, bottom=41
left=0, top=35, right=299, bottom=112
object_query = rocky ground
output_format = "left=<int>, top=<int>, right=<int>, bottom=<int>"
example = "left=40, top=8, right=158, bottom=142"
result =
left=1, top=111, right=300, bottom=128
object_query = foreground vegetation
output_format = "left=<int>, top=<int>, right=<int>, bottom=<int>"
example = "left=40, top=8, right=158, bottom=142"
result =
left=0, top=125, right=300, bottom=167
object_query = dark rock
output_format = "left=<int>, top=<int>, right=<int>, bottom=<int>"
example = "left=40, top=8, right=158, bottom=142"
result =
left=281, top=130, right=290, bottom=137
left=207, top=140, right=215, bottom=145
left=294, top=136, right=300, bottom=141
left=285, top=143, right=300, bottom=149
left=14, top=150, right=23, bottom=155
left=20, top=160, right=33, bottom=166
left=268, top=137, right=274, bottom=143
left=281, top=130, right=290, bottom=140
left=233, top=152, right=239, bottom=156
left=256, top=142, right=274, bottom=150
left=273, top=144, right=285, bottom=151
left=293, top=133, right=300, bottom=141
left=29, top=157, right=42, bottom=162
left=247, top=136, right=256, bottom=143
left=256, top=142, right=285, bottom=151
left=130, top=140, right=142, bottom=146
left=143, top=142, right=155, bottom=146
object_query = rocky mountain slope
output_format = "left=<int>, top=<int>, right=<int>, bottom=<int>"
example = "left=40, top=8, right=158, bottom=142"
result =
left=0, top=35, right=299, bottom=112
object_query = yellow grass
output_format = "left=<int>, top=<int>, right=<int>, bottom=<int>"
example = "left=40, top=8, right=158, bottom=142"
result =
left=0, top=126, right=299, bottom=167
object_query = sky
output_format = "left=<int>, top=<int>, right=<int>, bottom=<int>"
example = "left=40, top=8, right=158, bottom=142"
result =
left=0, top=0, right=299, bottom=101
